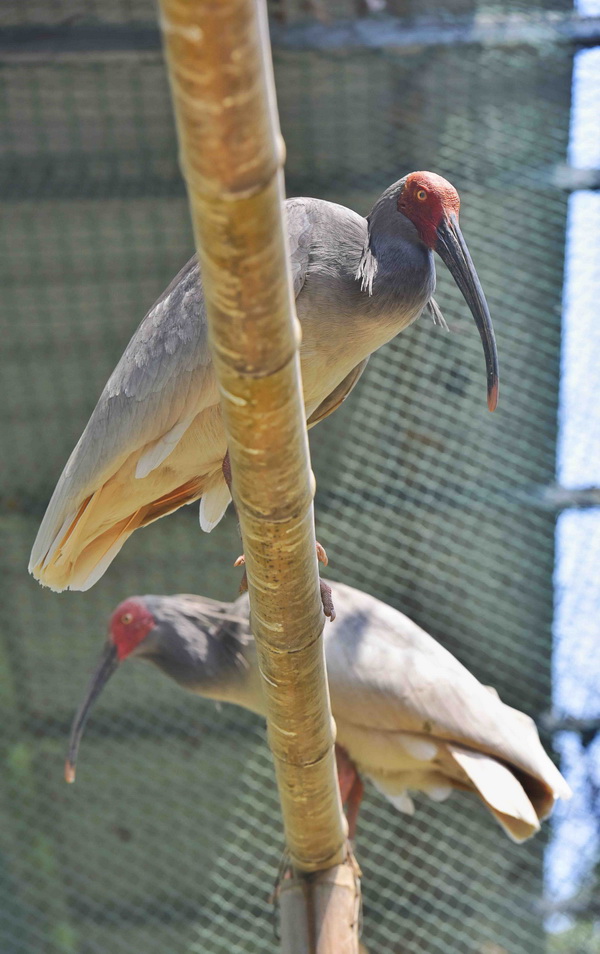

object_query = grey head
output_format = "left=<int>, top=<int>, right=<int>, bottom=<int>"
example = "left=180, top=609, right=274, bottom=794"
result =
left=133, top=594, right=252, bottom=691
left=65, top=593, right=253, bottom=783
left=360, top=171, right=499, bottom=411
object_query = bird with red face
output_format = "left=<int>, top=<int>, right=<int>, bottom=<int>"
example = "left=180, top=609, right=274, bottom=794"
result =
left=66, top=583, right=570, bottom=843
left=30, top=173, right=499, bottom=593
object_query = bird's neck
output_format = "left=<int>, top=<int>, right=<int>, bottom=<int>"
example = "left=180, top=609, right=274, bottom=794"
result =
left=145, top=620, right=264, bottom=714
left=199, top=644, right=265, bottom=716
left=357, top=203, right=434, bottom=307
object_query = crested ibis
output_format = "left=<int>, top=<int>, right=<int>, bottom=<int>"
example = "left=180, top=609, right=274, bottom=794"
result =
left=30, top=172, right=499, bottom=593
left=65, top=582, right=568, bottom=843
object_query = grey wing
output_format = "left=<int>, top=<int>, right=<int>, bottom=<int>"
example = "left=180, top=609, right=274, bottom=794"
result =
left=99, top=199, right=315, bottom=472
left=81, top=256, right=213, bottom=482
left=285, top=197, right=314, bottom=297
left=30, top=257, right=215, bottom=564
left=65, top=201, right=315, bottom=488
left=288, top=197, right=369, bottom=428
left=31, top=204, right=316, bottom=567
left=324, top=583, right=569, bottom=794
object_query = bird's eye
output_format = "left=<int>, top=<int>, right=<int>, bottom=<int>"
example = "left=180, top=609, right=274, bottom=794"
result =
left=121, top=612, right=133, bottom=625
left=416, top=189, right=427, bottom=201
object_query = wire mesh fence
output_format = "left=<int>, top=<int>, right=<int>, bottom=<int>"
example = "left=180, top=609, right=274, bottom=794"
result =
left=1, top=1, right=598, bottom=952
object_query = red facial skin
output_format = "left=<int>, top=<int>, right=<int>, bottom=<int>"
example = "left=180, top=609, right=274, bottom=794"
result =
left=109, top=598, right=156, bottom=660
left=397, top=171, right=461, bottom=249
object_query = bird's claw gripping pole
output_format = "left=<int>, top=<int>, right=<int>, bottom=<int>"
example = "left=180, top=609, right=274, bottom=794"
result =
left=157, top=0, right=359, bottom=948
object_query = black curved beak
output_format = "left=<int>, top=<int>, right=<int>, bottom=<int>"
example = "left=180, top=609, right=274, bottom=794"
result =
left=65, top=642, right=119, bottom=784
left=435, top=212, right=499, bottom=411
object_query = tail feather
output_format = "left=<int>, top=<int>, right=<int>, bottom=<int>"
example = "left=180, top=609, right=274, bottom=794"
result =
left=30, top=402, right=229, bottom=591
left=141, top=476, right=206, bottom=525
left=448, top=744, right=541, bottom=842
left=40, top=495, right=92, bottom=570
left=485, top=808, right=542, bottom=844
left=31, top=475, right=207, bottom=592
left=366, top=736, right=566, bottom=844
left=512, top=768, right=559, bottom=823
left=67, top=514, right=140, bottom=592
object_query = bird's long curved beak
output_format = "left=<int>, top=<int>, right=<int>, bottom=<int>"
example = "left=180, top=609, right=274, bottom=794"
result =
left=435, top=212, right=499, bottom=411
left=65, top=642, right=119, bottom=784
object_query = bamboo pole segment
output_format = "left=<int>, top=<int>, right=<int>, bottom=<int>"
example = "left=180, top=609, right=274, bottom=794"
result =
left=156, top=0, right=348, bottom=874
left=279, top=863, right=362, bottom=954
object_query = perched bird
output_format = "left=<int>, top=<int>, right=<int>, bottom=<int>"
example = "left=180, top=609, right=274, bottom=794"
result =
left=66, top=582, right=569, bottom=842
left=30, top=172, right=499, bottom=593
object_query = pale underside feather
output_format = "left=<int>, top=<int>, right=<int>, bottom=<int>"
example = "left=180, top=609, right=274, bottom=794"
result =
left=387, top=792, right=415, bottom=815
left=72, top=533, right=133, bottom=592
left=448, top=744, right=540, bottom=840
left=306, top=358, right=369, bottom=429
left=318, top=583, right=570, bottom=842
left=370, top=780, right=415, bottom=816
left=425, top=784, right=453, bottom=803
left=399, top=736, right=438, bottom=761
left=199, top=479, right=233, bottom=532
left=41, top=507, right=78, bottom=569
left=135, top=418, right=196, bottom=480
left=29, top=256, right=215, bottom=576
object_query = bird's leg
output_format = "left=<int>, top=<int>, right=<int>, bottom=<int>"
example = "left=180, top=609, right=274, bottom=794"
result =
left=223, top=452, right=335, bottom=620
left=335, top=745, right=364, bottom=840
left=345, top=775, right=364, bottom=842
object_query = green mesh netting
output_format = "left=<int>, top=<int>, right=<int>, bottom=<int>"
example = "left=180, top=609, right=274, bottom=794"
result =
left=1, top=2, right=597, bottom=953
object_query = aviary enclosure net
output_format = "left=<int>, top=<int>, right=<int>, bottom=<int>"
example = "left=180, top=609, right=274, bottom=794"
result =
left=1, top=1, right=599, bottom=952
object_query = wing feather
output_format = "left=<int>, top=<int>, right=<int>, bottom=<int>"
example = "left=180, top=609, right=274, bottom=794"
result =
left=307, top=359, right=369, bottom=428
left=285, top=198, right=313, bottom=298
left=447, top=745, right=540, bottom=837
left=326, top=582, right=570, bottom=801
left=199, top=477, right=232, bottom=532
left=30, top=257, right=215, bottom=572
left=30, top=201, right=317, bottom=585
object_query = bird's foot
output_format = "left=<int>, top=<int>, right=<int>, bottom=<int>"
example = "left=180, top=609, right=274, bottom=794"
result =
left=319, top=579, right=336, bottom=621
left=234, top=544, right=335, bottom=620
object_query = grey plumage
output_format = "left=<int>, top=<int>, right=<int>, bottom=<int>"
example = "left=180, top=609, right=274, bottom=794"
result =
left=68, top=582, right=569, bottom=842
left=30, top=173, right=498, bottom=592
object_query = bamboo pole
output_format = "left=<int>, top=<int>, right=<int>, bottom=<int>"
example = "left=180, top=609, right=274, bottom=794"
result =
left=279, top=863, right=361, bottom=954
left=156, top=0, right=352, bottom=900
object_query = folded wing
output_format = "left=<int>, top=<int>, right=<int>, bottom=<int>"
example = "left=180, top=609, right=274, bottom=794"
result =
left=29, top=200, right=319, bottom=591
left=325, top=582, right=570, bottom=841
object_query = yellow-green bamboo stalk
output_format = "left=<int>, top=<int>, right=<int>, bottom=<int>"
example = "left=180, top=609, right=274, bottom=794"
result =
left=156, top=0, right=347, bottom=874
